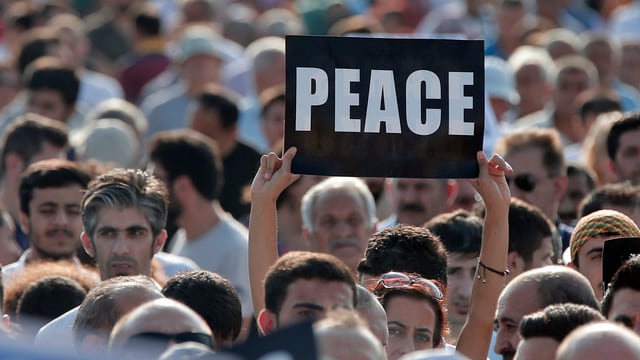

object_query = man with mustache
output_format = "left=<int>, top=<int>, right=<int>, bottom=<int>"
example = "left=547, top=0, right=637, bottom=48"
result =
left=378, top=178, right=456, bottom=230
left=34, top=167, right=169, bottom=350
left=2, top=159, right=91, bottom=284
left=300, top=176, right=377, bottom=274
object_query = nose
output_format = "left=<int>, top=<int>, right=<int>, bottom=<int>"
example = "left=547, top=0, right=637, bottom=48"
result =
left=398, top=336, right=415, bottom=357
left=333, top=219, right=353, bottom=238
left=459, top=273, right=474, bottom=299
left=53, top=210, right=69, bottom=225
left=112, top=235, right=130, bottom=256
left=494, top=327, right=511, bottom=355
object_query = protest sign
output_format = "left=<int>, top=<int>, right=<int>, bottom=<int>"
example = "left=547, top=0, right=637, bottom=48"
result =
left=285, top=35, right=484, bottom=178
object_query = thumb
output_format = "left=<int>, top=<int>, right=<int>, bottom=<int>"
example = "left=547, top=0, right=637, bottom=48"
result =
left=281, top=147, right=298, bottom=175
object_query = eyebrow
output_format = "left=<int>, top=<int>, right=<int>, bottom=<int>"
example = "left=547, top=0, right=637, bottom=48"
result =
left=292, top=303, right=325, bottom=311
left=97, top=225, right=150, bottom=232
left=498, top=316, right=518, bottom=325
left=585, top=247, right=603, bottom=256
left=387, top=321, right=407, bottom=329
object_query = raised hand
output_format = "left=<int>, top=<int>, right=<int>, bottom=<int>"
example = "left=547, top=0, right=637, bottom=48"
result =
left=251, top=147, right=301, bottom=203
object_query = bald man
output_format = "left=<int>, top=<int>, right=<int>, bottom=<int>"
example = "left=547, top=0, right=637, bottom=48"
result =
left=109, top=298, right=213, bottom=359
left=556, top=322, right=640, bottom=360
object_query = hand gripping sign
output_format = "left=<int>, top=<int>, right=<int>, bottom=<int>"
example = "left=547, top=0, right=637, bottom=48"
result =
left=284, top=35, right=485, bottom=178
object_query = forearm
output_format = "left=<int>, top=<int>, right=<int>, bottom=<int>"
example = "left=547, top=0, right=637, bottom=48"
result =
left=456, top=206, right=508, bottom=359
left=248, top=199, right=279, bottom=317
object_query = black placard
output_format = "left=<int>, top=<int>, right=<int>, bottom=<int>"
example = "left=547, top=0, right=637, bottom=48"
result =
left=285, top=35, right=484, bottom=178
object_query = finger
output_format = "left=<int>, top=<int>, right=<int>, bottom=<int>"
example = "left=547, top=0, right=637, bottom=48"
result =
left=257, top=154, right=269, bottom=179
left=281, top=147, right=301, bottom=183
left=487, top=154, right=513, bottom=174
left=263, top=152, right=281, bottom=180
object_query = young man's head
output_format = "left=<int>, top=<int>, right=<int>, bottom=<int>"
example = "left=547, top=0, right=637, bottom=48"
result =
left=24, top=56, right=80, bottom=124
left=18, top=159, right=90, bottom=261
left=189, top=84, right=240, bottom=157
left=607, top=111, right=640, bottom=185
left=558, top=164, right=597, bottom=226
left=259, top=251, right=357, bottom=334
left=0, top=114, right=68, bottom=183
left=515, top=303, right=605, bottom=360
left=148, top=129, right=223, bottom=227
left=162, top=270, right=242, bottom=349
left=602, top=255, right=640, bottom=336
left=357, top=224, right=448, bottom=287
left=569, top=210, right=640, bottom=300
left=425, top=210, right=482, bottom=332
left=494, top=266, right=599, bottom=360
left=495, top=128, right=567, bottom=221
left=80, top=168, right=168, bottom=280
left=301, top=177, right=376, bottom=273
left=578, top=183, right=640, bottom=226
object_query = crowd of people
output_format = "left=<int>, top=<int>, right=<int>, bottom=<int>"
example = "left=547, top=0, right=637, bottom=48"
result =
left=0, top=0, right=639, bottom=359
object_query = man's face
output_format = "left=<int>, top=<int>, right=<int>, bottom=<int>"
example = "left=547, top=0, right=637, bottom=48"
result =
left=446, top=253, right=477, bottom=326
left=494, top=282, right=541, bottom=360
left=612, top=128, right=640, bottom=185
left=514, top=337, right=560, bottom=360
left=584, top=43, right=613, bottom=80
left=190, top=106, right=232, bottom=147
left=306, top=189, right=372, bottom=272
left=27, top=89, right=73, bottom=123
left=30, top=142, right=67, bottom=165
left=276, top=278, right=354, bottom=327
left=393, top=178, right=449, bottom=226
left=527, top=236, right=555, bottom=269
left=81, top=207, right=166, bottom=280
left=554, top=69, right=590, bottom=116
left=608, top=288, right=640, bottom=335
left=22, top=185, right=83, bottom=260
left=559, top=173, right=593, bottom=225
left=505, top=147, right=562, bottom=219
left=180, top=55, right=221, bottom=95
left=514, top=64, right=548, bottom=114
left=575, top=235, right=614, bottom=300
left=261, top=100, right=285, bottom=148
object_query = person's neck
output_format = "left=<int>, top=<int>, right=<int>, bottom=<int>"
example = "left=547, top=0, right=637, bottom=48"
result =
left=179, top=199, right=223, bottom=241
left=26, top=248, right=75, bottom=263
left=219, top=138, right=237, bottom=159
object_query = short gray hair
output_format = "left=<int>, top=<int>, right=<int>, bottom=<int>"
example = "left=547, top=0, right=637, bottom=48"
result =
left=301, top=177, right=376, bottom=233
left=82, top=168, right=168, bottom=238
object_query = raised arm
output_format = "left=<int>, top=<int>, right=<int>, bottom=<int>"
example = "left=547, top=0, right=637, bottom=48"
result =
left=248, top=147, right=300, bottom=317
left=456, top=151, right=512, bottom=360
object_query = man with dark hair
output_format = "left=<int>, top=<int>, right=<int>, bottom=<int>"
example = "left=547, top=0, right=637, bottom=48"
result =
left=494, top=266, right=599, bottom=360
left=73, top=275, right=162, bottom=353
left=35, top=167, right=169, bottom=350
left=162, top=270, right=242, bottom=349
left=606, top=111, right=640, bottom=185
left=258, top=251, right=357, bottom=334
left=578, top=183, right=640, bottom=226
left=356, top=224, right=448, bottom=287
left=426, top=209, right=483, bottom=340
left=514, top=303, right=604, bottom=360
left=189, top=83, right=260, bottom=219
left=601, top=254, right=640, bottom=335
left=2, top=159, right=90, bottom=284
left=0, top=114, right=68, bottom=250
left=24, top=56, right=80, bottom=126
left=559, top=164, right=597, bottom=226
left=148, top=129, right=253, bottom=332
left=476, top=198, right=555, bottom=280
left=259, top=85, right=285, bottom=149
